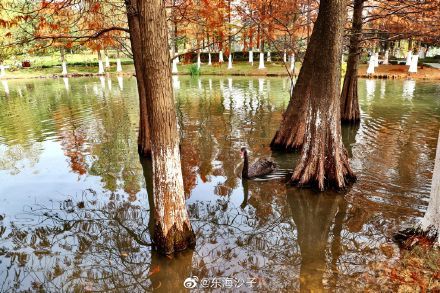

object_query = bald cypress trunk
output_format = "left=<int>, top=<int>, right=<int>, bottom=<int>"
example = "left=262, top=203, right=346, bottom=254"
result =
left=125, top=0, right=151, bottom=157
left=137, top=0, right=195, bottom=254
left=272, top=0, right=356, bottom=190
left=340, top=0, right=364, bottom=123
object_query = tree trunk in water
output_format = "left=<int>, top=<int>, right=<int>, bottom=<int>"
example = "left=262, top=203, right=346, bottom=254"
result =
left=340, top=0, right=364, bottom=123
left=271, top=0, right=356, bottom=190
left=125, top=0, right=151, bottom=157
left=419, top=130, right=440, bottom=244
left=138, top=0, right=195, bottom=254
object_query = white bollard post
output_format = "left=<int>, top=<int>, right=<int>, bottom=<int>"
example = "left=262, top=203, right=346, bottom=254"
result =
left=367, top=55, right=375, bottom=75
left=227, top=54, right=233, bottom=69
left=406, top=51, right=412, bottom=66
left=0, top=65, right=6, bottom=77
left=98, top=60, right=105, bottom=74
left=258, top=52, right=265, bottom=69
left=383, top=50, right=389, bottom=65
left=116, top=59, right=122, bottom=72
left=172, top=58, right=178, bottom=73
left=408, top=54, right=419, bottom=73
left=172, top=75, right=180, bottom=90
left=62, top=61, right=68, bottom=75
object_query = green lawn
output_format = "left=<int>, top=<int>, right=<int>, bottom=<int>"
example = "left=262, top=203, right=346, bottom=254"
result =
left=1, top=52, right=351, bottom=79
left=176, top=61, right=300, bottom=76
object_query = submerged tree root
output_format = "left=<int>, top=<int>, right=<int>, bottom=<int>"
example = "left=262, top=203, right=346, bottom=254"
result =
left=393, top=228, right=438, bottom=250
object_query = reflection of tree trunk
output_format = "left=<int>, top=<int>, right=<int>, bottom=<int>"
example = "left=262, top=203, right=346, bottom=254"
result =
left=340, top=0, right=364, bottom=123
left=341, top=123, right=359, bottom=157
left=138, top=0, right=195, bottom=254
left=329, top=199, right=347, bottom=289
left=141, top=156, right=195, bottom=291
left=287, top=189, right=343, bottom=292
left=140, top=156, right=155, bottom=236
left=149, top=250, right=194, bottom=292
left=271, top=0, right=355, bottom=190
left=126, top=0, right=151, bottom=157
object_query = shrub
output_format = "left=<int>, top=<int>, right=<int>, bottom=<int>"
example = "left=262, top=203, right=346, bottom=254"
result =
left=189, top=64, right=200, bottom=76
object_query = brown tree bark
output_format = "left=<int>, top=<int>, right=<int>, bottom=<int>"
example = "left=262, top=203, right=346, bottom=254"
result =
left=340, top=0, right=364, bottom=123
left=125, top=0, right=151, bottom=157
left=272, top=0, right=356, bottom=190
left=137, top=0, right=195, bottom=254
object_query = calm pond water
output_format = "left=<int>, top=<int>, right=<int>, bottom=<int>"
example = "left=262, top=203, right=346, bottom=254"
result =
left=0, top=76, right=439, bottom=292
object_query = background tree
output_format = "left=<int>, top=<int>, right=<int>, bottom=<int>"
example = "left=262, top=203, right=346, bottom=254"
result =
left=340, top=0, right=365, bottom=123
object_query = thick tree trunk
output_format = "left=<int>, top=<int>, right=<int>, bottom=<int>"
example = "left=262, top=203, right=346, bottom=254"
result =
left=340, top=0, right=364, bottom=123
left=420, top=130, right=440, bottom=244
left=137, top=0, right=195, bottom=254
left=125, top=0, right=151, bottom=157
left=271, top=0, right=356, bottom=190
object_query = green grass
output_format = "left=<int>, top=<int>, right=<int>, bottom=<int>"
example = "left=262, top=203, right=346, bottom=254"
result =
left=176, top=61, right=301, bottom=76
left=1, top=52, right=351, bottom=79
left=1, top=64, right=135, bottom=79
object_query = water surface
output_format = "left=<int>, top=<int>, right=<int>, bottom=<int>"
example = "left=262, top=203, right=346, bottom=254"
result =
left=0, top=76, right=439, bottom=291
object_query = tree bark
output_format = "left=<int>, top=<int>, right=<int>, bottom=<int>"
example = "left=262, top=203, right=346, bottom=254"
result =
left=125, top=0, right=151, bottom=157
left=340, top=0, right=364, bottom=123
left=137, top=0, right=196, bottom=254
left=419, top=130, right=440, bottom=244
left=271, top=0, right=356, bottom=190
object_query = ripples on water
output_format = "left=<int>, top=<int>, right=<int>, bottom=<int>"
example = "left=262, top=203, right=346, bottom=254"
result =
left=0, top=76, right=439, bottom=291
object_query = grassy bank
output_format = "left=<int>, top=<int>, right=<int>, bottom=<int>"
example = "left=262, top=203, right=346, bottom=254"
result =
left=1, top=54, right=440, bottom=80
left=176, top=62, right=300, bottom=76
left=1, top=64, right=136, bottom=79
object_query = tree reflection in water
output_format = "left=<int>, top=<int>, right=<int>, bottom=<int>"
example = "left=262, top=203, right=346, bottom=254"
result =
left=0, top=77, right=439, bottom=291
